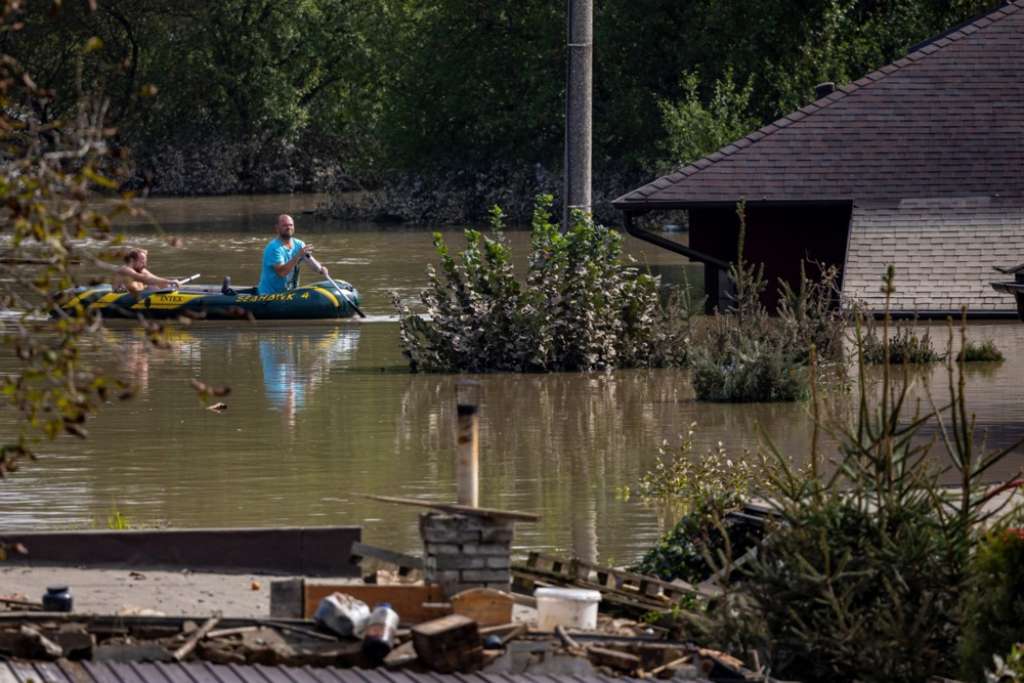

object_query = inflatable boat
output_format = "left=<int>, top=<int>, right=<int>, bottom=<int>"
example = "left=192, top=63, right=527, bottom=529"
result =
left=55, top=279, right=362, bottom=321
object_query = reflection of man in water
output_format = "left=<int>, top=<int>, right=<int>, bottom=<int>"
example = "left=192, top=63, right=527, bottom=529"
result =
left=258, top=329, right=360, bottom=428
left=122, top=337, right=150, bottom=396
left=260, top=339, right=306, bottom=427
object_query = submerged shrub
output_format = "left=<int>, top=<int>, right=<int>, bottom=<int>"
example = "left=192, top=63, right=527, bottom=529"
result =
left=621, top=423, right=763, bottom=520
left=862, top=324, right=940, bottom=364
left=689, top=201, right=810, bottom=402
left=627, top=425, right=765, bottom=583
left=957, top=339, right=1004, bottom=363
left=777, top=260, right=846, bottom=364
left=690, top=338, right=808, bottom=402
left=395, top=196, right=692, bottom=372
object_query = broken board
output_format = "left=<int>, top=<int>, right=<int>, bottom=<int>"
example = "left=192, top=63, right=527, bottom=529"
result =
left=449, top=588, right=513, bottom=627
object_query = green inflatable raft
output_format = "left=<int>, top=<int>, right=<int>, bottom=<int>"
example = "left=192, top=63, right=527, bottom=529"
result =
left=56, top=279, right=362, bottom=321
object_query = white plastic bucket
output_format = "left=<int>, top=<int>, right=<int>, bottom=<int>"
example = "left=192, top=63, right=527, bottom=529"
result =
left=534, top=587, right=601, bottom=630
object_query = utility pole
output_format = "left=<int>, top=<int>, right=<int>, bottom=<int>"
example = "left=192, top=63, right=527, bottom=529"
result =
left=563, top=0, right=592, bottom=230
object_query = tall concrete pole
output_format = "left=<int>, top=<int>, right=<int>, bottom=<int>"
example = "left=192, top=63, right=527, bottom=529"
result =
left=563, top=0, right=592, bottom=229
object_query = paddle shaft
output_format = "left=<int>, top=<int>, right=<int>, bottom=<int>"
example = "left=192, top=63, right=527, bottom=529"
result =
left=305, top=255, right=366, bottom=318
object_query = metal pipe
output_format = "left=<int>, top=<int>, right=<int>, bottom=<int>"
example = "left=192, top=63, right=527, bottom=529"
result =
left=455, top=380, right=481, bottom=507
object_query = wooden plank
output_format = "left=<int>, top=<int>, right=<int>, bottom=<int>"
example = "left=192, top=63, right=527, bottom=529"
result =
left=304, top=583, right=450, bottom=625
left=363, top=495, right=540, bottom=522
left=173, top=615, right=219, bottom=661
left=449, top=588, right=513, bottom=627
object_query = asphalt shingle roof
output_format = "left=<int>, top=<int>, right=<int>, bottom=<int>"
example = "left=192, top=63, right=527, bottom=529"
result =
left=613, top=0, right=1024, bottom=208
left=842, top=199, right=1024, bottom=312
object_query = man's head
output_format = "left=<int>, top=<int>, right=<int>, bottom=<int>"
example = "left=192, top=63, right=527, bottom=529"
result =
left=276, top=214, right=295, bottom=240
left=124, top=248, right=148, bottom=270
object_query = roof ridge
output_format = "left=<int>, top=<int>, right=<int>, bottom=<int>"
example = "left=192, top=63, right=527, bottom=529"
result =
left=617, top=0, right=1024, bottom=204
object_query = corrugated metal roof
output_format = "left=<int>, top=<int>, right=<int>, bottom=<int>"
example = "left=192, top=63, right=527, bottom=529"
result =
left=0, top=661, right=641, bottom=683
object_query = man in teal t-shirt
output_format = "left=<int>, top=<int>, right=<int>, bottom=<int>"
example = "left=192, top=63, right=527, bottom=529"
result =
left=257, top=214, right=330, bottom=294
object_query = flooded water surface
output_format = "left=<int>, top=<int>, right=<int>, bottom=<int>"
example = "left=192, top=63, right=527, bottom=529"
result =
left=1, top=195, right=1022, bottom=565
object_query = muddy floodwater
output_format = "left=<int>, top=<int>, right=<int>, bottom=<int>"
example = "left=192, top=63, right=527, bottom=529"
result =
left=1, top=194, right=1023, bottom=565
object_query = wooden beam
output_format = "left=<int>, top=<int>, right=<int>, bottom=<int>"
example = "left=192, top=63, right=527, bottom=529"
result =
left=363, top=495, right=540, bottom=522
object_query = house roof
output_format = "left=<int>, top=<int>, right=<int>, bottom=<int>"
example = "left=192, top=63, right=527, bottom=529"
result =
left=613, top=0, right=1024, bottom=209
left=842, top=199, right=1024, bottom=312
left=1, top=661, right=646, bottom=683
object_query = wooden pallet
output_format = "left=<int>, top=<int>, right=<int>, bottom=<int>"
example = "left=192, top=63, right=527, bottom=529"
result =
left=511, top=553, right=707, bottom=619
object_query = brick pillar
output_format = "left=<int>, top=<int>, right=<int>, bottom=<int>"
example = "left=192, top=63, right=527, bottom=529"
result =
left=420, top=513, right=513, bottom=597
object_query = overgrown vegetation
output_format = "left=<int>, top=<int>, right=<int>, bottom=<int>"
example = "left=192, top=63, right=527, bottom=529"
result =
left=958, top=339, right=1005, bottom=363
left=0, top=2, right=142, bottom=473
left=394, top=196, right=693, bottom=372
left=625, top=423, right=765, bottom=583
left=0, top=0, right=1002, bottom=197
left=688, top=203, right=838, bottom=403
left=694, top=266, right=1024, bottom=683
left=862, top=323, right=941, bottom=364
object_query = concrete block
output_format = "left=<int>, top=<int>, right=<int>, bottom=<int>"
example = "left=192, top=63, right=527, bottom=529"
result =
left=461, top=543, right=510, bottom=556
left=425, top=543, right=461, bottom=555
left=460, top=569, right=510, bottom=583
left=485, top=557, right=510, bottom=569
left=433, top=556, right=486, bottom=570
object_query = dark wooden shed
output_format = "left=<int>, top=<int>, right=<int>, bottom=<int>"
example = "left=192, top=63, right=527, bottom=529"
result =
left=613, top=0, right=1024, bottom=316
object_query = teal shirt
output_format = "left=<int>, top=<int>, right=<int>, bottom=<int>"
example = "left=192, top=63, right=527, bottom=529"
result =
left=258, top=237, right=305, bottom=294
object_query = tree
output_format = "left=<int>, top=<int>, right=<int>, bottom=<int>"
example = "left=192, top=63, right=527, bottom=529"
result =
left=0, top=1, right=140, bottom=475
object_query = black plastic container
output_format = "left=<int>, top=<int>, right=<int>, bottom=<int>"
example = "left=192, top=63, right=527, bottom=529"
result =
left=42, top=585, right=73, bottom=612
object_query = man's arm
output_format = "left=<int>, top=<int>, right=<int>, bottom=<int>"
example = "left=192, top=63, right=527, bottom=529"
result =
left=117, top=266, right=179, bottom=289
left=305, top=254, right=330, bottom=279
left=272, top=244, right=314, bottom=277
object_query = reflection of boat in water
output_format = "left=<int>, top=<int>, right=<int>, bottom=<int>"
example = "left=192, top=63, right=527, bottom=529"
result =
left=55, top=280, right=362, bottom=320
left=990, top=263, right=1024, bottom=321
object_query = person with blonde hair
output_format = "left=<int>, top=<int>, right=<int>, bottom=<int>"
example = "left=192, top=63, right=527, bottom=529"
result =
left=112, top=248, right=180, bottom=295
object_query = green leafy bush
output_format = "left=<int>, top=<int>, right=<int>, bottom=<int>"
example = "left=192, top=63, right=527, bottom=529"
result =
left=958, top=339, right=1004, bottom=363
left=961, top=530, right=1024, bottom=681
left=395, top=196, right=692, bottom=372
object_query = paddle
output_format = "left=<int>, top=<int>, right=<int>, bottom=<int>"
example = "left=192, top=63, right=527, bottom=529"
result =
left=146, top=273, right=200, bottom=294
left=305, top=256, right=366, bottom=318
left=162, top=273, right=201, bottom=292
